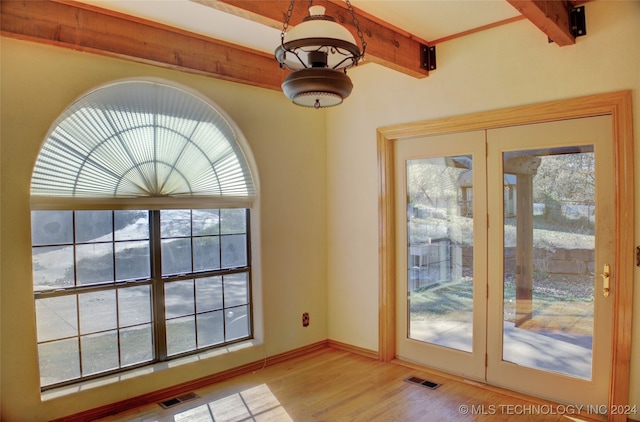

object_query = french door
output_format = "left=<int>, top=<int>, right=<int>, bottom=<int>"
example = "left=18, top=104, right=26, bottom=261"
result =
left=395, top=115, right=614, bottom=405
left=395, top=130, right=487, bottom=380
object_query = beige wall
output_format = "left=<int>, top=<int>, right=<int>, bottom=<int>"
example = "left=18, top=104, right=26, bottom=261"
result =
left=326, top=0, right=640, bottom=416
left=0, top=38, right=327, bottom=420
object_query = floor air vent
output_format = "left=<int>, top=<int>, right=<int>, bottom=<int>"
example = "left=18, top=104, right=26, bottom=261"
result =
left=159, top=392, right=200, bottom=409
left=405, top=376, right=441, bottom=390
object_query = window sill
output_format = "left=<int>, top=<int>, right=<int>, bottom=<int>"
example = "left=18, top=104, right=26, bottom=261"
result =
left=41, top=339, right=262, bottom=401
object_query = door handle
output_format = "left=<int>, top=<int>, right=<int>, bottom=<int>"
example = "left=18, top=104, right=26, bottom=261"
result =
left=597, top=264, right=611, bottom=297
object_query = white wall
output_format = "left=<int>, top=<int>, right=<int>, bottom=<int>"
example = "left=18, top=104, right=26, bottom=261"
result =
left=0, top=38, right=328, bottom=420
left=326, top=0, right=640, bottom=415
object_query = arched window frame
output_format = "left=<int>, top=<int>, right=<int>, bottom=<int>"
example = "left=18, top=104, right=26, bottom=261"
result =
left=31, top=77, right=258, bottom=210
left=30, top=78, right=262, bottom=390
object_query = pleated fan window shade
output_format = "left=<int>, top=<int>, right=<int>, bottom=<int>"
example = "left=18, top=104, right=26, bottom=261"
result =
left=31, top=79, right=256, bottom=209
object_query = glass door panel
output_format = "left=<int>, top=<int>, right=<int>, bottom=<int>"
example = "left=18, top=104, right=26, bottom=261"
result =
left=395, top=131, right=487, bottom=380
left=502, top=146, right=595, bottom=379
left=406, top=156, right=474, bottom=353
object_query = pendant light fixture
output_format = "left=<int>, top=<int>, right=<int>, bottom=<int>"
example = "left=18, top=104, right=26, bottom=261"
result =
left=275, top=0, right=367, bottom=109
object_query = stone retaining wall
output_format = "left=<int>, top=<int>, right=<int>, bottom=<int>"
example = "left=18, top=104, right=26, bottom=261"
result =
left=504, top=247, right=594, bottom=275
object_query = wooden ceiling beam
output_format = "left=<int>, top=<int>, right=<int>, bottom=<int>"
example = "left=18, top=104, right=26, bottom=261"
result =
left=0, top=0, right=285, bottom=91
left=197, top=0, right=431, bottom=78
left=507, top=0, right=575, bottom=46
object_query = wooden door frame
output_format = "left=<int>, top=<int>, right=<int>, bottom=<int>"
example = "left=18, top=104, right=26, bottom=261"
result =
left=377, top=91, right=634, bottom=420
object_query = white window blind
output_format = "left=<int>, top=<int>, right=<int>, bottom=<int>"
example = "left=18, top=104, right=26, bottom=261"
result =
left=31, top=79, right=256, bottom=209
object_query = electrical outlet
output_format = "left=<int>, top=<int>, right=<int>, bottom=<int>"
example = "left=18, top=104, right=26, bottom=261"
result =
left=302, top=312, right=310, bottom=327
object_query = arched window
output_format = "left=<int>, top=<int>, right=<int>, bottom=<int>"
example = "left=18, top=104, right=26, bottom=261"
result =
left=30, top=79, right=258, bottom=390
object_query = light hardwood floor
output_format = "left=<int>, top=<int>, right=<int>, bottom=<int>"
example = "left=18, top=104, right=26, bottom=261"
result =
left=95, top=347, right=603, bottom=421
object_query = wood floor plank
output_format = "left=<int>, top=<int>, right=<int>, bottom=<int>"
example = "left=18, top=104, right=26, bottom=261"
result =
left=95, top=347, right=604, bottom=421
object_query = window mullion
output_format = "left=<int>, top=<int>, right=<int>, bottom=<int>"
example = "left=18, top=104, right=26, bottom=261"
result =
left=150, top=210, right=167, bottom=361
left=112, top=211, right=123, bottom=369
left=72, top=211, right=85, bottom=379
left=75, top=294, right=83, bottom=378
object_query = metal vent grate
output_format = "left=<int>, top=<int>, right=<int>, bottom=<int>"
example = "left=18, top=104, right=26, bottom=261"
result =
left=159, top=392, right=200, bottom=409
left=405, top=376, right=441, bottom=390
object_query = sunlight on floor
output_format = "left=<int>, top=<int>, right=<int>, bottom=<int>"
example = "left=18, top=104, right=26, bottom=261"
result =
left=96, top=383, right=292, bottom=422
left=173, top=384, right=292, bottom=422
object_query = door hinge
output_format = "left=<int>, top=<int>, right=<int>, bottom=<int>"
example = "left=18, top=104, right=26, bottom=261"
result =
left=599, top=264, right=611, bottom=297
left=485, top=353, right=488, bottom=367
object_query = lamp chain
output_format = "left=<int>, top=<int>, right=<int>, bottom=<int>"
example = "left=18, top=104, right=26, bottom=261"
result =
left=345, top=0, right=367, bottom=59
left=281, top=0, right=296, bottom=47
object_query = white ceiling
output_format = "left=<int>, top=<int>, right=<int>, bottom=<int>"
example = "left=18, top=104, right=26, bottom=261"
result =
left=350, top=0, right=520, bottom=41
left=76, top=0, right=522, bottom=54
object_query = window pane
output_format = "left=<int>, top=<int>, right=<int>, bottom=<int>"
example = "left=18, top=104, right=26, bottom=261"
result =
left=31, top=210, right=73, bottom=246
left=225, top=305, right=249, bottom=341
left=76, top=243, right=114, bottom=285
left=165, top=280, right=195, bottom=319
left=115, top=210, right=149, bottom=241
left=118, top=285, right=152, bottom=327
left=193, top=236, right=220, bottom=272
left=196, top=276, right=223, bottom=312
left=120, top=324, right=153, bottom=366
left=36, top=296, right=78, bottom=342
left=221, top=235, right=247, bottom=268
left=162, top=238, right=192, bottom=275
left=193, top=209, right=219, bottom=235
left=115, top=240, right=150, bottom=281
left=81, top=331, right=119, bottom=376
left=167, top=316, right=196, bottom=356
left=224, top=273, right=249, bottom=307
left=220, top=209, right=245, bottom=234
left=79, top=291, right=117, bottom=334
left=197, top=311, right=224, bottom=347
left=76, top=210, right=113, bottom=243
left=32, top=207, right=252, bottom=387
left=39, top=338, right=80, bottom=387
left=32, top=245, right=74, bottom=291
left=161, top=209, right=191, bottom=237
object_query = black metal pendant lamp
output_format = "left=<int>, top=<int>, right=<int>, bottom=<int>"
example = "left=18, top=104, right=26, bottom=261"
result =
left=275, top=0, right=367, bottom=109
